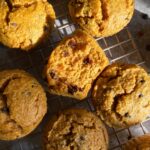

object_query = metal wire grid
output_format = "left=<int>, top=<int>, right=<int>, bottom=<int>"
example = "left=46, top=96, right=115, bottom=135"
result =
left=0, top=0, right=150, bottom=149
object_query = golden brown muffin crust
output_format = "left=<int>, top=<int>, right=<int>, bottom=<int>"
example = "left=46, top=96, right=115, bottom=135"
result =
left=44, top=109, right=108, bottom=150
left=0, top=70, right=47, bottom=140
left=45, top=29, right=109, bottom=100
left=68, top=0, right=134, bottom=37
left=92, top=63, right=150, bottom=128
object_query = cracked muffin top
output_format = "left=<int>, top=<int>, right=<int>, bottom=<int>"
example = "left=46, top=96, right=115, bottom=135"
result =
left=123, top=134, right=150, bottom=150
left=44, top=109, right=108, bottom=150
left=68, top=0, right=134, bottom=37
left=92, top=63, right=150, bottom=128
left=0, top=69, right=47, bottom=140
left=0, top=0, right=55, bottom=51
left=45, top=29, right=109, bottom=100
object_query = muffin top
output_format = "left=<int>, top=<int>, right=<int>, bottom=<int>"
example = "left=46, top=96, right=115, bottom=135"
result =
left=68, top=0, right=134, bottom=37
left=92, top=63, right=150, bottom=128
left=0, top=0, right=55, bottom=50
left=44, top=109, right=108, bottom=150
left=123, top=134, right=150, bottom=150
left=0, top=69, right=47, bottom=140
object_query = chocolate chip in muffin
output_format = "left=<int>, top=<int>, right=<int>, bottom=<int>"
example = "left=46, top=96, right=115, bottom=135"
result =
left=140, top=79, right=145, bottom=83
left=83, top=57, right=92, bottom=65
left=103, top=87, right=112, bottom=93
left=79, top=87, right=84, bottom=92
left=49, top=71, right=57, bottom=79
left=31, top=83, right=38, bottom=88
left=124, top=113, right=131, bottom=118
left=63, top=51, right=70, bottom=57
left=139, top=94, right=144, bottom=98
left=49, top=85, right=55, bottom=90
left=108, top=76, right=117, bottom=82
left=1, top=107, right=9, bottom=113
left=68, top=39, right=77, bottom=50
left=80, top=135, right=85, bottom=141
left=10, top=23, right=18, bottom=27
left=68, top=85, right=78, bottom=95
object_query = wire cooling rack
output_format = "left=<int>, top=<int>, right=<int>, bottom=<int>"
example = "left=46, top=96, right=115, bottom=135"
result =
left=0, top=0, right=150, bottom=150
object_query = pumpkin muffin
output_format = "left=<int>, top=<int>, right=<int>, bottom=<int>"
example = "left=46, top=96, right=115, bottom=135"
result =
left=0, top=69, right=47, bottom=140
left=45, top=29, right=109, bottom=100
left=44, top=109, right=108, bottom=150
left=0, top=0, right=55, bottom=51
left=92, top=63, right=150, bottom=128
left=68, top=0, right=134, bottom=37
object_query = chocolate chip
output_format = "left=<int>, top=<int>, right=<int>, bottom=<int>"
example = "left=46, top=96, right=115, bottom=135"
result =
left=68, top=85, right=78, bottom=95
left=103, top=88, right=112, bottom=93
left=124, top=113, right=131, bottom=118
left=140, top=79, right=145, bottom=83
left=80, top=136, right=85, bottom=141
left=108, top=76, right=117, bottom=82
left=59, top=77, right=67, bottom=83
left=31, top=83, right=38, bottom=88
left=70, top=146, right=74, bottom=150
left=146, top=45, right=150, bottom=51
left=141, top=13, right=149, bottom=20
left=63, top=51, right=69, bottom=57
left=49, top=86, right=54, bottom=90
left=79, top=87, right=84, bottom=92
left=83, top=57, right=92, bottom=65
left=1, top=107, right=9, bottom=113
left=139, top=94, right=144, bottom=98
left=68, top=40, right=77, bottom=50
left=10, top=23, right=17, bottom=27
left=49, top=71, right=56, bottom=79
left=124, top=17, right=128, bottom=21
left=31, top=84, right=37, bottom=88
